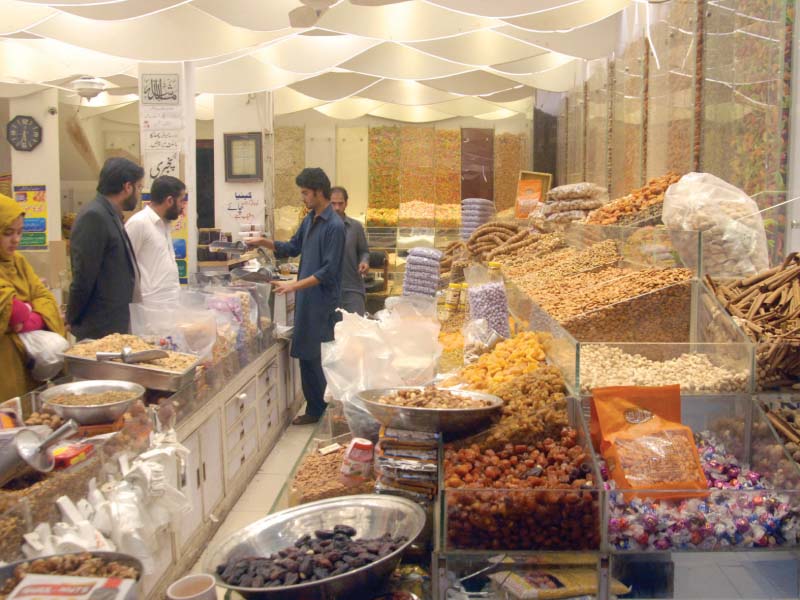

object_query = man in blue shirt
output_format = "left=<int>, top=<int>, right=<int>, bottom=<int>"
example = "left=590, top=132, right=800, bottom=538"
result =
left=246, top=168, right=345, bottom=424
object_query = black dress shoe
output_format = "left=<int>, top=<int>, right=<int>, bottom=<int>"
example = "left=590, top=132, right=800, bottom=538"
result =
left=292, top=413, right=321, bottom=425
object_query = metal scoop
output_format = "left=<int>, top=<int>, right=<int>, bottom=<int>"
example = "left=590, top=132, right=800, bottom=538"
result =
left=0, top=420, right=79, bottom=487
left=95, top=346, right=168, bottom=364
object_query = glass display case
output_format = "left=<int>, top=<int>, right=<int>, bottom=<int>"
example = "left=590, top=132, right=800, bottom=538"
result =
left=566, top=83, right=585, bottom=184
left=585, top=58, right=610, bottom=189
left=274, top=126, right=306, bottom=241
left=438, top=398, right=602, bottom=554
left=610, top=29, right=645, bottom=198
left=701, top=0, right=792, bottom=200
left=647, top=0, right=697, bottom=179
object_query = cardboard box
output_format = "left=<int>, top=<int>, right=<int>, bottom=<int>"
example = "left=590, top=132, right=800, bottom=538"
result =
left=8, top=575, right=138, bottom=600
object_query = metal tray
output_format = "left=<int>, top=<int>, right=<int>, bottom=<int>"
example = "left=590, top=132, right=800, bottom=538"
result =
left=0, top=551, right=143, bottom=590
left=204, top=495, right=426, bottom=600
left=357, top=387, right=503, bottom=434
left=62, top=353, right=198, bottom=392
left=40, top=380, right=144, bottom=425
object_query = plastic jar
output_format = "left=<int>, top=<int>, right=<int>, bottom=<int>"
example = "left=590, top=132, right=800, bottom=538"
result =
left=340, top=438, right=374, bottom=482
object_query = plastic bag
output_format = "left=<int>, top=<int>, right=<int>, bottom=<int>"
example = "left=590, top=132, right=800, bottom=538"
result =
left=465, top=265, right=510, bottom=337
left=662, top=172, right=769, bottom=278
left=130, top=303, right=217, bottom=360
left=547, top=181, right=608, bottom=201
left=19, top=330, right=69, bottom=381
left=462, top=318, right=503, bottom=364
left=323, top=299, right=442, bottom=440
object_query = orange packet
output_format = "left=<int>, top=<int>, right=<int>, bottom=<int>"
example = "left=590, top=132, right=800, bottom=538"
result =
left=593, top=385, right=706, bottom=499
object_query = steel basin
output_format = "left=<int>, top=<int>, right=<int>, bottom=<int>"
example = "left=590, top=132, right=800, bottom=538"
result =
left=40, top=380, right=144, bottom=425
left=204, top=495, right=426, bottom=599
left=356, top=387, right=503, bottom=434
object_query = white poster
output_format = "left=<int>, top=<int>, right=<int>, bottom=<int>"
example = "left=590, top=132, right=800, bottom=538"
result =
left=144, top=151, right=180, bottom=189
left=141, top=74, right=180, bottom=105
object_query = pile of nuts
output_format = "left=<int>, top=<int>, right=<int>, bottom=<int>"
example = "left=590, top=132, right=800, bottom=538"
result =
left=446, top=332, right=546, bottom=393
left=587, top=172, right=682, bottom=226
left=549, top=268, right=693, bottom=324
left=290, top=447, right=375, bottom=506
left=216, top=526, right=407, bottom=588
left=579, top=345, right=750, bottom=394
left=0, top=553, right=139, bottom=596
left=25, top=409, right=62, bottom=429
left=444, top=428, right=600, bottom=551
left=497, top=234, right=567, bottom=279
left=376, top=387, right=491, bottom=409
left=564, top=278, right=693, bottom=345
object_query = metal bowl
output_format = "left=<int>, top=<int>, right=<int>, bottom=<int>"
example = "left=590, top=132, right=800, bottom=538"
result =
left=0, top=551, right=143, bottom=590
left=204, top=495, right=426, bottom=600
left=40, top=380, right=144, bottom=425
left=356, top=387, right=503, bottom=434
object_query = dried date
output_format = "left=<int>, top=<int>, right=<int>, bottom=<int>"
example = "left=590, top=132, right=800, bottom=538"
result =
left=217, top=527, right=407, bottom=589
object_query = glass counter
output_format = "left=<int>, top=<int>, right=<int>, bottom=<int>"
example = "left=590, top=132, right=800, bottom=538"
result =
left=439, top=398, right=602, bottom=553
left=592, top=393, right=800, bottom=554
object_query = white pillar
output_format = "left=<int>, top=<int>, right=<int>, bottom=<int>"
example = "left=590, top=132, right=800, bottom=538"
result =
left=212, top=93, right=272, bottom=240
left=137, top=62, right=197, bottom=281
left=9, top=88, right=61, bottom=245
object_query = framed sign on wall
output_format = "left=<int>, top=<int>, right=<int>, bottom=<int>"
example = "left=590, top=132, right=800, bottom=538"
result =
left=224, top=132, right=263, bottom=182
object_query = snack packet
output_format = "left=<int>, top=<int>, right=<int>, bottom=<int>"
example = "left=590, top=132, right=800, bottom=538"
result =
left=593, top=385, right=707, bottom=499
left=489, top=568, right=629, bottom=600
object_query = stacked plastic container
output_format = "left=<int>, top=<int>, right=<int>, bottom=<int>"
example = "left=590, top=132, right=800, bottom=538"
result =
left=402, top=247, right=442, bottom=298
left=461, top=198, right=495, bottom=239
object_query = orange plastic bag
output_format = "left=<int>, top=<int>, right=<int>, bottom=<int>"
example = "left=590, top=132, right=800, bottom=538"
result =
left=593, top=385, right=707, bottom=499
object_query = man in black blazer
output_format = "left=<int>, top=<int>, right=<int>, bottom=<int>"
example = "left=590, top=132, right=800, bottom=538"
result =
left=67, top=158, right=144, bottom=340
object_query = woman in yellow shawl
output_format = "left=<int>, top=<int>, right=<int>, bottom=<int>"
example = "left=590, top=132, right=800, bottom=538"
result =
left=0, top=193, right=65, bottom=401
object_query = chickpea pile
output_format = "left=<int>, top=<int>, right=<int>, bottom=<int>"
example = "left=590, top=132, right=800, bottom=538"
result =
left=444, top=428, right=600, bottom=551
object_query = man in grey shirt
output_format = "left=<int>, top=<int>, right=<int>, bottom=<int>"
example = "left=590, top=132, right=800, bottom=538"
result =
left=331, top=186, right=369, bottom=315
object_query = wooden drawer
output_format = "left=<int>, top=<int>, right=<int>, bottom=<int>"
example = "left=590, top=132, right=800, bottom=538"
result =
left=227, top=428, right=260, bottom=483
left=226, top=407, right=257, bottom=454
left=224, top=379, right=257, bottom=432
left=259, top=396, right=281, bottom=442
left=257, top=361, right=278, bottom=400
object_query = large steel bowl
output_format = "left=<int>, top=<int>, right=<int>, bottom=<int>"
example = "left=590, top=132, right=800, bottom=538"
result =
left=204, top=495, right=426, bottom=600
left=40, top=380, right=144, bottom=425
left=356, top=387, right=503, bottom=434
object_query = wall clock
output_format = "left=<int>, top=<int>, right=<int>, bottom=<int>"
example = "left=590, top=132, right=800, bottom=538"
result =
left=6, top=115, right=42, bottom=152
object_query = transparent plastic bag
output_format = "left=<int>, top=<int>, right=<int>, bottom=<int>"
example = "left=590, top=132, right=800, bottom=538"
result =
left=130, top=303, right=217, bottom=360
left=323, top=299, right=442, bottom=440
left=465, top=265, right=510, bottom=338
left=462, top=318, right=503, bottom=364
left=662, top=172, right=769, bottom=278
left=547, top=181, right=608, bottom=201
left=18, top=330, right=69, bottom=381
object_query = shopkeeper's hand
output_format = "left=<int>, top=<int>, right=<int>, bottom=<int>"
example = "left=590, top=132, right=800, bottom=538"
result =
left=272, top=280, right=296, bottom=295
left=245, top=237, right=275, bottom=251
left=358, top=261, right=369, bottom=275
